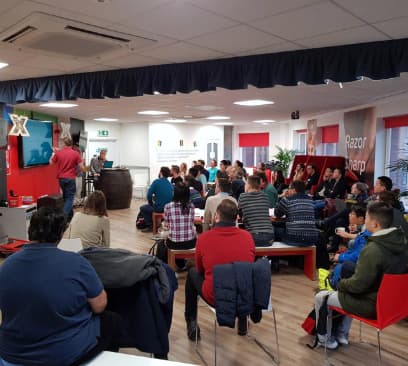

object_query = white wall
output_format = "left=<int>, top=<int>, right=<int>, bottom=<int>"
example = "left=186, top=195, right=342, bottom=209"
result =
left=120, top=122, right=149, bottom=167
left=84, top=121, right=122, bottom=165
left=148, top=123, right=224, bottom=182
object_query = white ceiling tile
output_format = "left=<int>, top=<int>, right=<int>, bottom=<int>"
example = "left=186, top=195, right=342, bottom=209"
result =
left=189, top=25, right=282, bottom=54
left=32, top=0, right=170, bottom=23
left=233, top=42, right=303, bottom=57
left=122, top=1, right=237, bottom=40
left=0, top=64, right=65, bottom=81
left=14, top=54, right=88, bottom=72
left=101, top=53, right=166, bottom=68
left=70, top=64, right=118, bottom=74
left=139, top=42, right=228, bottom=63
left=297, top=25, right=389, bottom=49
left=336, top=0, right=408, bottom=23
left=186, top=0, right=320, bottom=22
left=374, top=17, right=408, bottom=39
left=0, top=45, right=32, bottom=65
left=252, top=2, right=364, bottom=41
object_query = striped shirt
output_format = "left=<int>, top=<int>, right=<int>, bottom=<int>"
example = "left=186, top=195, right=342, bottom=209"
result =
left=274, top=193, right=319, bottom=243
left=164, top=202, right=197, bottom=242
left=238, top=191, right=274, bottom=234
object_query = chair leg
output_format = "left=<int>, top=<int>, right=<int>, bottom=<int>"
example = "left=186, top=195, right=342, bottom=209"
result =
left=377, top=330, right=382, bottom=366
left=272, top=308, right=280, bottom=365
left=214, top=318, right=217, bottom=366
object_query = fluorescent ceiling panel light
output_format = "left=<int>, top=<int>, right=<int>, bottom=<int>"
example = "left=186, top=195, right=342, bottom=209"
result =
left=138, top=110, right=169, bottom=115
left=214, top=122, right=233, bottom=126
left=0, top=62, right=9, bottom=69
left=163, top=119, right=186, bottom=123
left=253, top=119, right=275, bottom=123
left=206, top=116, right=230, bottom=120
left=94, top=118, right=118, bottom=122
left=40, top=102, right=78, bottom=108
left=234, top=99, right=274, bottom=106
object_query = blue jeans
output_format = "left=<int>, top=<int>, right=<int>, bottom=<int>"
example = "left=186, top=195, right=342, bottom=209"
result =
left=251, top=232, right=274, bottom=247
left=59, top=178, right=76, bottom=220
left=315, top=290, right=353, bottom=341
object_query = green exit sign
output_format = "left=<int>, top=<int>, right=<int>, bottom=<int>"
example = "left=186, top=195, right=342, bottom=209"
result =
left=98, top=129, right=109, bottom=137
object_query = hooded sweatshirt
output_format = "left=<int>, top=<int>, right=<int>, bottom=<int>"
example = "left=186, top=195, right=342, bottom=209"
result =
left=337, top=227, right=408, bottom=318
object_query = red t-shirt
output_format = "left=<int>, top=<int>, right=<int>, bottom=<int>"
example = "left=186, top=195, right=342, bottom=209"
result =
left=195, top=225, right=255, bottom=305
left=52, top=147, right=82, bottom=179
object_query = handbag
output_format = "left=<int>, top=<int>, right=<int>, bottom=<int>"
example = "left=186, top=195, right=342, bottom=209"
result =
left=148, top=239, right=168, bottom=263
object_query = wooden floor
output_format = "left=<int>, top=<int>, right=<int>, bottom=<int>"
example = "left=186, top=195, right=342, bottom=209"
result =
left=102, top=200, right=408, bottom=366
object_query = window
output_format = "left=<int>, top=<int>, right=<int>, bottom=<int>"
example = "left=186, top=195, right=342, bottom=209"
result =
left=238, top=133, right=269, bottom=167
left=317, top=125, right=339, bottom=156
left=294, top=130, right=307, bottom=154
left=386, top=126, right=408, bottom=192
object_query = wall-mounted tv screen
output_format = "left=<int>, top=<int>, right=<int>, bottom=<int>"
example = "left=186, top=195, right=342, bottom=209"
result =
left=18, top=119, right=53, bottom=168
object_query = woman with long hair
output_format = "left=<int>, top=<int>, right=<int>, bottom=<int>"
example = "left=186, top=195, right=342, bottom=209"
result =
left=163, top=182, right=197, bottom=269
left=68, top=190, right=110, bottom=248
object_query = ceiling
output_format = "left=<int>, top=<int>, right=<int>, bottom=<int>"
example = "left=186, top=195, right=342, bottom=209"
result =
left=2, top=0, right=408, bottom=125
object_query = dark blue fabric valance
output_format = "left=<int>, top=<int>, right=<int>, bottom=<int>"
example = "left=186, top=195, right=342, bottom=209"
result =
left=1, top=38, right=408, bottom=105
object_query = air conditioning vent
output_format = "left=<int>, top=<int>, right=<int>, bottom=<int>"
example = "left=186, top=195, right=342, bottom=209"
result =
left=0, top=12, right=156, bottom=59
left=65, top=25, right=130, bottom=43
left=2, top=26, right=37, bottom=43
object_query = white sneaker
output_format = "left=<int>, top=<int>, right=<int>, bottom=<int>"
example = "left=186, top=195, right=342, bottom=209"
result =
left=317, top=334, right=339, bottom=350
left=336, top=334, right=349, bottom=346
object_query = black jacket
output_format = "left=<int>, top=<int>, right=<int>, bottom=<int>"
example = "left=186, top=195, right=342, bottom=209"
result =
left=213, top=259, right=271, bottom=327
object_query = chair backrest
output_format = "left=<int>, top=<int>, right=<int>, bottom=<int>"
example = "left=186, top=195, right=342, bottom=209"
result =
left=58, top=238, right=83, bottom=252
left=376, top=273, right=408, bottom=329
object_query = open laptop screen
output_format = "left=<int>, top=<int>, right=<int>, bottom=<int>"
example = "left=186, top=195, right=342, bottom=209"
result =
left=103, top=161, right=113, bottom=168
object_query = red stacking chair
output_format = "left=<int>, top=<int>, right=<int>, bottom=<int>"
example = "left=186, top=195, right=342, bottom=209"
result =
left=327, top=273, right=408, bottom=365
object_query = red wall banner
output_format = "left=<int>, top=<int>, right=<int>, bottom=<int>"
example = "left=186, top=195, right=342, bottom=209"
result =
left=343, top=108, right=376, bottom=186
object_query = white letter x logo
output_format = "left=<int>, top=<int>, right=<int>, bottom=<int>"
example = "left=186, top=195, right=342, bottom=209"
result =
left=8, top=114, right=29, bottom=136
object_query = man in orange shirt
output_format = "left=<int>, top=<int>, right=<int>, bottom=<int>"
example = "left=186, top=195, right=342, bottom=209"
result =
left=184, top=199, right=255, bottom=340
left=50, top=136, right=84, bottom=220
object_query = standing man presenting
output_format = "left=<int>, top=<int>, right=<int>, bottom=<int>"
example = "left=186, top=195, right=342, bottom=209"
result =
left=50, top=136, right=84, bottom=220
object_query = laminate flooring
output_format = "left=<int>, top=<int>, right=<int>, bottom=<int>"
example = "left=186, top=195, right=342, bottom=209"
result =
left=93, top=199, right=408, bottom=366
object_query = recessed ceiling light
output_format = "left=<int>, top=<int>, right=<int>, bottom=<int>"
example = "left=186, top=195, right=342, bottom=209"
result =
left=138, top=110, right=169, bottom=116
left=234, top=99, right=274, bottom=106
left=94, top=118, right=118, bottom=122
left=0, top=62, right=9, bottom=69
left=163, top=118, right=187, bottom=123
left=40, top=102, right=78, bottom=108
left=206, top=116, right=230, bottom=120
left=253, top=119, right=275, bottom=123
left=214, top=122, right=234, bottom=126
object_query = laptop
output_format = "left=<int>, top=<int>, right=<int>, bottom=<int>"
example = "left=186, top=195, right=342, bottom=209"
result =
left=103, top=160, right=113, bottom=168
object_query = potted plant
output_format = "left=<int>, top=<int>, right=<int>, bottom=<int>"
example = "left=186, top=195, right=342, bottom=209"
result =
left=272, top=146, right=297, bottom=177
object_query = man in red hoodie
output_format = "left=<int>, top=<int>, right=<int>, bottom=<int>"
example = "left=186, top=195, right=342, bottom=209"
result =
left=184, top=199, right=255, bottom=340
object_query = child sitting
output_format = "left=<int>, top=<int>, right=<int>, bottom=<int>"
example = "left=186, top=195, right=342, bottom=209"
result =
left=329, top=205, right=371, bottom=289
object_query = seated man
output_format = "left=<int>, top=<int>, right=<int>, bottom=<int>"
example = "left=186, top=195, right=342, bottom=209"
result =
left=238, top=175, right=275, bottom=247
left=140, top=166, right=174, bottom=232
left=305, top=164, right=320, bottom=192
left=274, top=180, right=319, bottom=246
left=203, top=178, right=236, bottom=231
left=0, top=207, right=121, bottom=366
left=257, top=171, right=278, bottom=208
left=184, top=199, right=255, bottom=340
left=315, top=202, right=408, bottom=349
left=313, top=167, right=334, bottom=200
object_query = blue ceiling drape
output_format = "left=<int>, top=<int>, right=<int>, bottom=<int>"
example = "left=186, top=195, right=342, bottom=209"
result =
left=0, top=38, right=408, bottom=105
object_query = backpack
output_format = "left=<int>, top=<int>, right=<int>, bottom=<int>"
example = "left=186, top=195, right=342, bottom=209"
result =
left=136, top=211, right=147, bottom=230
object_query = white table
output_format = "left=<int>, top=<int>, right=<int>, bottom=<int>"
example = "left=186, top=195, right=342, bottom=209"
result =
left=85, top=352, right=198, bottom=366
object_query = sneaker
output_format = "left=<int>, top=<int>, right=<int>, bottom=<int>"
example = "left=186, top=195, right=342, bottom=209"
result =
left=317, top=334, right=338, bottom=350
left=336, top=334, right=349, bottom=346
left=237, top=316, right=248, bottom=336
left=186, top=319, right=200, bottom=341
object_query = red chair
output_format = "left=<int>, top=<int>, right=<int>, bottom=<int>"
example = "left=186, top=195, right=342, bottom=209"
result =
left=327, top=273, right=408, bottom=365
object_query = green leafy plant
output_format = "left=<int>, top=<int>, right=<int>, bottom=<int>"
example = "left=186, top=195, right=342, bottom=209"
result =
left=273, top=146, right=297, bottom=177
left=387, top=143, right=408, bottom=195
